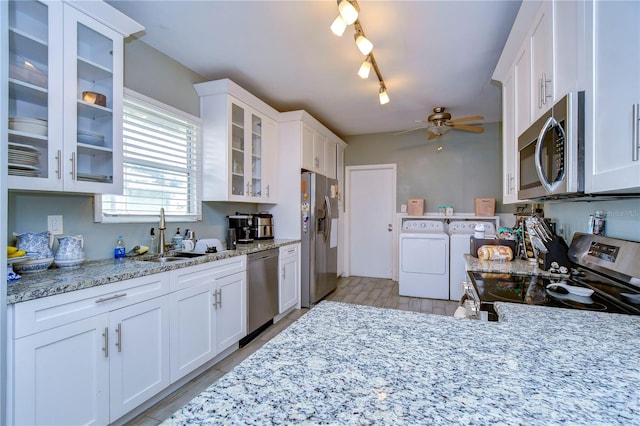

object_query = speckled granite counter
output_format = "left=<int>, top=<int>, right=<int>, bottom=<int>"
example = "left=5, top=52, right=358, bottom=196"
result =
left=7, top=239, right=298, bottom=305
left=464, top=254, right=569, bottom=279
left=163, top=301, right=640, bottom=425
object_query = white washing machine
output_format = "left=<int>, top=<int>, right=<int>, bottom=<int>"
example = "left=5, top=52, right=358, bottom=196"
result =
left=399, top=220, right=449, bottom=299
left=449, top=221, right=497, bottom=301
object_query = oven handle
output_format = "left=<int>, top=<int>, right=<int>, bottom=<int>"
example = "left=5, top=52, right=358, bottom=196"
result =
left=535, top=116, right=565, bottom=194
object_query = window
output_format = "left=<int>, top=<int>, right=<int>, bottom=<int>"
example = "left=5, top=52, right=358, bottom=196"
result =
left=97, top=89, right=201, bottom=223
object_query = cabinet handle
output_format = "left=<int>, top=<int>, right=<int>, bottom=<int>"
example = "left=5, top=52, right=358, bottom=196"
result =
left=633, top=104, right=639, bottom=162
left=102, top=327, right=109, bottom=358
left=246, top=182, right=251, bottom=196
left=55, top=150, right=62, bottom=179
left=95, top=293, right=127, bottom=303
left=541, top=73, right=551, bottom=106
left=116, top=323, right=122, bottom=352
left=266, top=184, right=270, bottom=198
left=388, top=224, right=392, bottom=232
left=538, top=78, right=543, bottom=109
left=70, top=152, right=77, bottom=180
left=217, top=289, right=222, bottom=309
left=213, top=290, right=218, bottom=309
left=282, top=266, right=286, bottom=280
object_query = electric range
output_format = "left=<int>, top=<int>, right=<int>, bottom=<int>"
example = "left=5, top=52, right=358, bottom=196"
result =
left=464, top=233, right=640, bottom=321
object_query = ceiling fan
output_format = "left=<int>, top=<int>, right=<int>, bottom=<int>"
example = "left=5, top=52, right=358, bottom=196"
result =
left=394, top=107, right=484, bottom=140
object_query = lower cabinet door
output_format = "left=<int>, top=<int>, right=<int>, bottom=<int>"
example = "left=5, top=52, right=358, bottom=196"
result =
left=109, top=295, right=171, bottom=421
left=216, top=271, right=246, bottom=352
left=169, top=282, right=216, bottom=383
left=13, top=314, right=110, bottom=426
left=279, top=254, right=299, bottom=313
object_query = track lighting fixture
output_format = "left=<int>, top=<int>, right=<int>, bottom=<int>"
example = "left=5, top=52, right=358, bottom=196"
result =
left=330, top=0, right=389, bottom=105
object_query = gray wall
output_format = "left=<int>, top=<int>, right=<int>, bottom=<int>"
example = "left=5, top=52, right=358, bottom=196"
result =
left=544, top=198, right=640, bottom=243
left=344, top=122, right=516, bottom=214
left=7, top=38, right=257, bottom=260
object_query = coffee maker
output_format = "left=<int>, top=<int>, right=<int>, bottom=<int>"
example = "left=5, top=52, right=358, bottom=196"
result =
left=227, top=214, right=253, bottom=244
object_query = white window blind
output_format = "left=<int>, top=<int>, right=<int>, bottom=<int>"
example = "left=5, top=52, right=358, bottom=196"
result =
left=100, top=90, right=201, bottom=222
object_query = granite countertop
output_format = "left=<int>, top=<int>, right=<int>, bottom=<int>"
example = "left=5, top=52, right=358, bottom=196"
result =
left=164, top=301, right=640, bottom=425
left=7, top=239, right=298, bottom=305
left=464, top=254, right=569, bottom=279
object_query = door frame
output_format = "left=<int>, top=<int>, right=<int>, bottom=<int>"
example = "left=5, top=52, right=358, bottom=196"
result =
left=344, top=164, right=397, bottom=278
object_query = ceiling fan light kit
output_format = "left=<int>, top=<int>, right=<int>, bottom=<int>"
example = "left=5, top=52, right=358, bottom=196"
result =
left=330, top=0, right=389, bottom=105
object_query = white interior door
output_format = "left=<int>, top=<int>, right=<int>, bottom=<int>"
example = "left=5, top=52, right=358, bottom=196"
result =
left=346, top=164, right=396, bottom=278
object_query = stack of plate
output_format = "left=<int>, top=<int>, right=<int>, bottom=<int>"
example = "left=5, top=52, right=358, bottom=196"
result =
left=77, top=129, right=105, bottom=146
left=9, top=117, right=48, bottom=136
left=8, top=142, right=40, bottom=177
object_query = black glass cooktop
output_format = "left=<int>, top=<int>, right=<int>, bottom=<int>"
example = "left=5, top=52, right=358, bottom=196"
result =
left=469, top=271, right=640, bottom=316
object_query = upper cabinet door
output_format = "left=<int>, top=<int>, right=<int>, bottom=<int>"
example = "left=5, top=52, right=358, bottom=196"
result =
left=7, top=0, right=134, bottom=194
left=7, top=0, right=63, bottom=191
left=62, top=4, right=123, bottom=193
left=530, top=2, right=553, bottom=121
left=585, top=0, right=640, bottom=193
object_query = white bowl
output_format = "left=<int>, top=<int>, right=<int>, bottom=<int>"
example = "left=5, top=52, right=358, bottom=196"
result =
left=77, top=130, right=104, bottom=146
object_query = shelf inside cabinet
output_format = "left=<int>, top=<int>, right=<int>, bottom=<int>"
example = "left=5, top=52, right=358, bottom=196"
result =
left=8, top=130, right=48, bottom=143
left=9, top=79, right=48, bottom=105
left=9, top=28, right=48, bottom=65
left=77, top=100, right=112, bottom=119
left=77, top=57, right=112, bottom=82
left=77, top=143, right=112, bottom=153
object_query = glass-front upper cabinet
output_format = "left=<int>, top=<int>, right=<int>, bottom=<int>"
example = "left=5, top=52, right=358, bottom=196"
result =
left=229, top=100, right=265, bottom=200
left=231, top=103, right=245, bottom=197
left=6, top=0, right=141, bottom=194
left=250, top=113, right=263, bottom=198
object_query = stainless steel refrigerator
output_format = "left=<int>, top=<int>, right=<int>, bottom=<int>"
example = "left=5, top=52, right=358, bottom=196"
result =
left=301, top=171, right=339, bottom=307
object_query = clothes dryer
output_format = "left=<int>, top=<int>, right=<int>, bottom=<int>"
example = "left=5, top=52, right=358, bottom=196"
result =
left=399, top=220, right=449, bottom=299
left=449, top=221, right=496, bottom=301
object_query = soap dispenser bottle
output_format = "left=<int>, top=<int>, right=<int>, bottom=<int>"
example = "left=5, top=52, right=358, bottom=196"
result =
left=172, top=228, right=183, bottom=250
left=148, top=227, right=158, bottom=255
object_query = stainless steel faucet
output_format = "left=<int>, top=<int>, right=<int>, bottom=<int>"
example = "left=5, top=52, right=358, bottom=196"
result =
left=159, top=208, right=166, bottom=255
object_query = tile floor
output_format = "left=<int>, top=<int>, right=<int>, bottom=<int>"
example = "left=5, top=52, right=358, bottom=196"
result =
left=126, top=276, right=459, bottom=425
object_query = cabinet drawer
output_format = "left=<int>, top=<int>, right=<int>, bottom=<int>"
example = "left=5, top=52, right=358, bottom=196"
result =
left=12, top=273, right=170, bottom=338
left=170, top=255, right=246, bottom=291
left=279, top=244, right=299, bottom=259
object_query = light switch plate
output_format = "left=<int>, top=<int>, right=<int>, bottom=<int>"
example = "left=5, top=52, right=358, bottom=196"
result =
left=47, top=215, right=63, bottom=235
left=400, top=204, right=407, bottom=213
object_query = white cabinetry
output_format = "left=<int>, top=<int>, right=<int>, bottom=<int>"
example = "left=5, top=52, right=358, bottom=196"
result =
left=10, top=272, right=170, bottom=425
left=584, top=0, right=640, bottom=193
left=301, top=121, right=337, bottom=179
left=6, top=0, right=142, bottom=194
left=13, top=314, right=110, bottom=425
left=279, top=244, right=300, bottom=313
left=529, top=2, right=553, bottom=122
left=108, top=296, right=170, bottom=420
left=169, top=256, right=246, bottom=382
left=195, top=79, right=279, bottom=202
left=502, top=71, right=524, bottom=204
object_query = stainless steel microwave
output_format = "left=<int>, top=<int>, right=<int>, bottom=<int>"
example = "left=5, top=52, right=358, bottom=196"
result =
left=518, top=92, right=585, bottom=200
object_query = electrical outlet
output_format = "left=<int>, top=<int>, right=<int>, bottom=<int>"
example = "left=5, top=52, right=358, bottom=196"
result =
left=47, top=215, right=63, bottom=235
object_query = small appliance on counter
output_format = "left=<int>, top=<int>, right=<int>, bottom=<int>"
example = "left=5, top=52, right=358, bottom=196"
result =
left=252, top=212, right=274, bottom=240
left=227, top=214, right=253, bottom=244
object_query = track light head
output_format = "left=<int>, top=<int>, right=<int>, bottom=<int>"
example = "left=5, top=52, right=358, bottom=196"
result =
left=338, top=0, right=359, bottom=25
left=354, top=32, right=373, bottom=55
left=379, top=85, right=390, bottom=105
left=330, top=15, right=347, bottom=36
left=358, top=56, right=372, bottom=79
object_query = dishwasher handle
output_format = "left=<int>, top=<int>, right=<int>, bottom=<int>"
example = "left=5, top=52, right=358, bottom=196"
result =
left=248, top=249, right=279, bottom=262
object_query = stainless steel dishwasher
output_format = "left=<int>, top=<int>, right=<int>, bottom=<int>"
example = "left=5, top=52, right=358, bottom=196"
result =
left=243, top=248, right=279, bottom=344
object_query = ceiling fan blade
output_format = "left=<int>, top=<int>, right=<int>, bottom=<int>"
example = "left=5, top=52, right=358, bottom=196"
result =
left=393, top=126, right=430, bottom=136
left=447, top=115, right=484, bottom=123
left=451, top=123, right=484, bottom=133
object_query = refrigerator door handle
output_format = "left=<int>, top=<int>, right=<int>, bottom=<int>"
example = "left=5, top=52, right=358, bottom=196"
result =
left=324, top=195, right=331, bottom=243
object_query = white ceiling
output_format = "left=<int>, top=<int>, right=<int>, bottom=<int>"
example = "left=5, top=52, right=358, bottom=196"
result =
left=107, top=0, right=521, bottom=137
